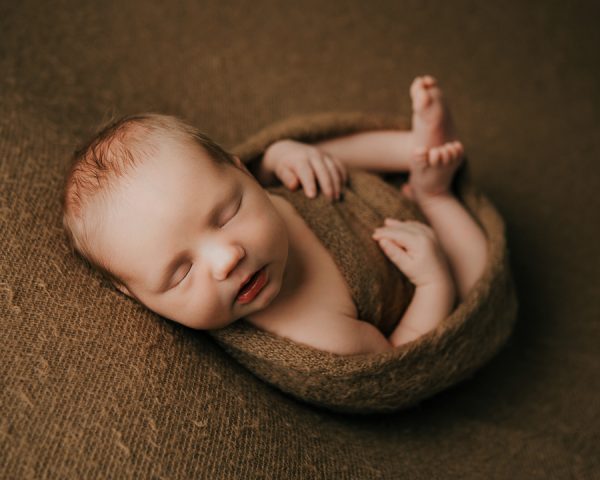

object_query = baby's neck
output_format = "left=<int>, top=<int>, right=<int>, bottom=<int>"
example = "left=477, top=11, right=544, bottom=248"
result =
left=268, top=193, right=306, bottom=302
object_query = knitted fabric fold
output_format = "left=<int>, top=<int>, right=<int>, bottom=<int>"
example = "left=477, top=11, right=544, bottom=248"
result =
left=208, top=112, right=518, bottom=414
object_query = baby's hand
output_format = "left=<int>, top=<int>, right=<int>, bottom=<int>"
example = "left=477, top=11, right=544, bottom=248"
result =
left=262, top=139, right=348, bottom=201
left=372, top=219, right=451, bottom=288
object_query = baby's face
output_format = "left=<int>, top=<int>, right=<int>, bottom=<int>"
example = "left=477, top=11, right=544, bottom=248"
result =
left=92, top=137, right=290, bottom=330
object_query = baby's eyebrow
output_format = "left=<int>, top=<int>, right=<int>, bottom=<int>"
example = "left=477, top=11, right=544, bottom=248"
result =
left=153, top=184, right=241, bottom=293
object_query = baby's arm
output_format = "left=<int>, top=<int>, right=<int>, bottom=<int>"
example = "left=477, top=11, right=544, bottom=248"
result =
left=250, top=131, right=414, bottom=199
left=314, top=130, right=416, bottom=173
left=388, top=277, right=455, bottom=346
left=254, top=130, right=415, bottom=185
left=372, top=219, right=456, bottom=347
left=250, top=130, right=414, bottom=200
left=272, top=219, right=455, bottom=355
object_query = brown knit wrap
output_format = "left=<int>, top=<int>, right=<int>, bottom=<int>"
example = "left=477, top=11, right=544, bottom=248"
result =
left=208, top=112, right=518, bottom=414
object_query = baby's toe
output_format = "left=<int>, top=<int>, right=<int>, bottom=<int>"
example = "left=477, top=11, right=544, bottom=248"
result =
left=422, top=75, right=437, bottom=87
left=454, top=141, right=464, bottom=156
left=401, top=183, right=415, bottom=200
left=429, top=147, right=441, bottom=166
left=410, top=76, right=424, bottom=96
left=447, top=141, right=463, bottom=162
left=445, top=143, right=458, bottom=160
left=440, top=145, right=452, bottom=165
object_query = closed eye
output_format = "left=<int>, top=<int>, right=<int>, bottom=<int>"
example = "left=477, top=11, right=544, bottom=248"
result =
left=173, top=195, right=242, bottom=289
left=220, top=194, right=243, bottom=228
left=174, top=264, right=192, bottom=288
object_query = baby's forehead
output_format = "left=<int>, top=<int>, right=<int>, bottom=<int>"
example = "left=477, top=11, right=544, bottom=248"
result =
left=117, top=140, right=234, bottom=196
left=153, top=135, right=222, bottom=169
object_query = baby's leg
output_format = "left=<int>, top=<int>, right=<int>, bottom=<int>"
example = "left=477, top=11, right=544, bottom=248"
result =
left=410, top=75, right=457, bottom=149
left=314, top=75, right=456, bottom=173
left=408, top=144, right=488, bottom=301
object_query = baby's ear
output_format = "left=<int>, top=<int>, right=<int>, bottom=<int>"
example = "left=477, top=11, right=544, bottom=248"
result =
left=232, top=155, right=252, bottom=177
left=113, top=281, right=133, bottom=298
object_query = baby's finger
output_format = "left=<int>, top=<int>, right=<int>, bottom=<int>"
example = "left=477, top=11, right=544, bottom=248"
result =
left=292, top=160, right=318, bottom=198
left=371, top=226, right=418, bottom=253
left=323, top=155, right=341, bottom=200
left=377, top=238, right=411, bottom=269
left=329, top=155, right=348, bottom=185
left=382, top=218, right=433, bottom=236
left=309, top=154, right=335, bottom=199
left=378, top=219, right=419, bottom=235
left=276, top=166, right=300, bottom=191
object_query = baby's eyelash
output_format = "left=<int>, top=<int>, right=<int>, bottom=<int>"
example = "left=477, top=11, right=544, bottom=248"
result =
left=221, top=195, right=242, bottom=227
left=175, top=265, right=192, bottom=287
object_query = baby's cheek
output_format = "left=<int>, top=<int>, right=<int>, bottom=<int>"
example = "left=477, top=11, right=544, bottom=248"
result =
left=188, top=289, right=230, bottom=330
left=138, top=292, right=190, bottom=327
left=244, top=208, right=276, bottom=245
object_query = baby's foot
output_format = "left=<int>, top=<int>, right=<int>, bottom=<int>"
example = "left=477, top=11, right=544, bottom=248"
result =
left=410, top=75, right=457, bottom=149
left=403, top=141, right=464, bottom=203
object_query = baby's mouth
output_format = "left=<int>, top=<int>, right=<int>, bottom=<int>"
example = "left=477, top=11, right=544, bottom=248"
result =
left=238, top=269, right=261, bottom=294
left=235, top=266, right=267, bottom=304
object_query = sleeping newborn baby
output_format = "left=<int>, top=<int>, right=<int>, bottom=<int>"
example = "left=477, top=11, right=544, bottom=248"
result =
left=62, top=75, right=487, bottom=355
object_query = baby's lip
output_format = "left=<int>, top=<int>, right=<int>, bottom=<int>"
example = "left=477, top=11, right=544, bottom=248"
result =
left=238, top=269, right=260, bottom=292
left=234, top=266, right=263, bottom=298
left=239, top=271, right=255, bottom=290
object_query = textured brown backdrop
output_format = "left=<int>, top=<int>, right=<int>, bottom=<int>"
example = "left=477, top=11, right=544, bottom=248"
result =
left=1, top=0, right=599, bottom=478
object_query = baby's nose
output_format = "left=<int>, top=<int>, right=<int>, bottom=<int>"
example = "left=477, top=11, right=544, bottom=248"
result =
left=213, top=244, right=246, bottom=281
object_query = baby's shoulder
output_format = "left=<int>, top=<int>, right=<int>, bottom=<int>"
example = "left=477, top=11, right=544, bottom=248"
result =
left=245, top=296, right=331, bottom=337
left=249, top=309, right=388, bottom=355
left=247, top=304, right=380, bottom=355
